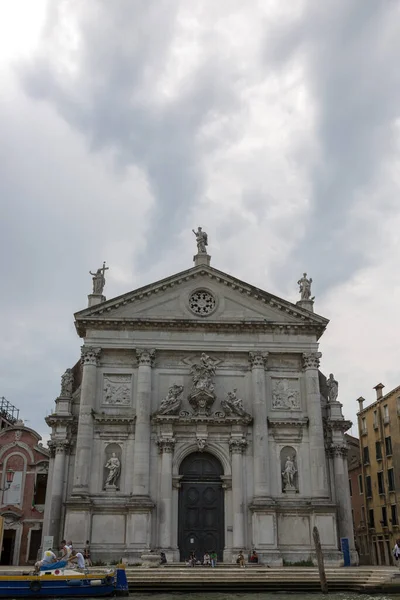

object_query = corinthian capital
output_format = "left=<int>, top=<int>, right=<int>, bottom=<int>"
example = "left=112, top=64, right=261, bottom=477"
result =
left=302, top=351, right=322, bottom=370
left=229, top=437, right=248, bottom=454
left=81, top=346, right=102, bottom=366
left=157, top=437, right=176, bottom=453
left=249, top=351, right=268, bottom=369
left=136, top=349, right=156, bottom=367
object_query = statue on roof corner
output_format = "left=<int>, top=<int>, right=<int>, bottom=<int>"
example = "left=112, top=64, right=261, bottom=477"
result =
left=192, top=226, right=208, bottom=254
left=297, top=272, right=313, bottom=300
left=90, top=261, right=109, bottom=295
left=326, top=373, right=338, bottom=403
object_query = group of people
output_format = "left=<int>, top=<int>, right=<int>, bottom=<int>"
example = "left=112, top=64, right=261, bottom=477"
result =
left=187, top=550, right=218, bottom=567
left=186, top=549, right=258, bottom=567
left=35, top=539, right=92, bottom=572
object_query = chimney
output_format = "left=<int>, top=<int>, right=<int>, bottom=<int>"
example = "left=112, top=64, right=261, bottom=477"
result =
left=357, top=396, right=365, bottom=411
left=373, top=383, right=385, bottom=400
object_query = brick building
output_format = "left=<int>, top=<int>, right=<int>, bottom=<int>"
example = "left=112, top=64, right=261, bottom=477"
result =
left=0, top=420, right=49, bottom=565
left=356, top=384, right=400, bottom=565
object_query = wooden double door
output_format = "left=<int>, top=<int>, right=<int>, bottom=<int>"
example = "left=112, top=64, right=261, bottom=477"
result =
left=178, top=452, right=224, bottom=561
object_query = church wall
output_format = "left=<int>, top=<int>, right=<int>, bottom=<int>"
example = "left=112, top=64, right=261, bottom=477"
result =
left=52, top=329, right=351, bottom=564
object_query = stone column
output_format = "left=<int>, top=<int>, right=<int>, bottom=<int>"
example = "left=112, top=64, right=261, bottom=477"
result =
left=230, top=437, right=247, bottom=550
left=73, top=346, right=101, bottom=493
left=157, top=438, right=175, bottom=549
left=132, top=349, right=155, bottom=496
left=302, top=352, right=329, bottom=497
left=331, top=446, right=356, bottom=549
left=249, top=352, right=270, bottom=499
left=47, top=441, right=69, bottom=540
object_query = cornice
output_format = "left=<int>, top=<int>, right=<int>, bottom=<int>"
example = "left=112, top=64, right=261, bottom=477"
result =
left=325, top=419, right=352, bottom=433
left=92, top=414, right=136, bottom=424
left=268, top=417, right=309, bottom=428
left=152, top=413, right=252, bottom=425
left=74, top=265, right=328, bottom=338
left=75, top=317, right=326, bottom=338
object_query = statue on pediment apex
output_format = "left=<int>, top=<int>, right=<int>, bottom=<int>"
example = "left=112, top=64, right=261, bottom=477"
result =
left=192, top=227, right=208, bottom=254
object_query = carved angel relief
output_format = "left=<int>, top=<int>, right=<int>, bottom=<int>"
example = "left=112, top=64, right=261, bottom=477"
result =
left=103, top=375, right=132, bottom=405
left=272, top=379, right=300, bottom=410
left=156, top=384, right=184, bottom=416
left=221, top=389, right=251, bottom=419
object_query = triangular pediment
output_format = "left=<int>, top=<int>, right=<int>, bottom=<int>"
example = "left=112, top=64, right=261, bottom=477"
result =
left=75, top=265, right=328, bottom=337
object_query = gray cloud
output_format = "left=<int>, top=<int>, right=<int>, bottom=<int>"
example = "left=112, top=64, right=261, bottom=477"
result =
left=265, top=0, right=400, bottom=291
left=2, top=0, right=400, bottom=436
left=20, top=1, right=243, bottom=269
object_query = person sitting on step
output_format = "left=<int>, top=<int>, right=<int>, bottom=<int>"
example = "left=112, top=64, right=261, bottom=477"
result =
left=236, top=550, right=245, bottom=568
left=203, top=551, right=211, bottom=566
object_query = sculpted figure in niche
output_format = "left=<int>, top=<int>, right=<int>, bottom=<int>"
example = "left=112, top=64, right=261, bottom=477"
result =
left=326, top=373, right=338, bottom=403
left=157, top=384, right=184, bottom=416
left=104, top=452, right=121, bottom=488
left=90, top=261, right=109, bottom=295
left=60, top=368, right=74, bottom=397
left=282, top=455, right=297, bottom=491
left=192, top=226, right=208, bottom=254
left=297, top=272, right=313, bottom=300
left=221, top=389, right=250, bottom=418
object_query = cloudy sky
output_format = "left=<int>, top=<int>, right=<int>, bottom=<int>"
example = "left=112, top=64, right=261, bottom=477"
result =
left=1, top=0, right=400, bottom=441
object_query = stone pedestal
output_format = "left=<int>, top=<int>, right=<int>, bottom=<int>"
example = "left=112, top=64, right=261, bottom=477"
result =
left=104, top=484, right=118, bottom=493
left=88, top=293, right=106, bottom=307
left=141, top=553, right=161, bottom=567
left=73, top=346, right=101, bottom=494
left=296, top=299, right=314, bottom=312
left=193, top=253, right=211, bottom=266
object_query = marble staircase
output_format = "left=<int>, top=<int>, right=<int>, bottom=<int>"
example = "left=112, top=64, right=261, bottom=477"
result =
left=123, top=565, right=399, bottom=593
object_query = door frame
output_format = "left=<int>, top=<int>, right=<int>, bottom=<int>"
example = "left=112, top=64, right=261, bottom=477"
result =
left=178, top=451, right=225, bottom=561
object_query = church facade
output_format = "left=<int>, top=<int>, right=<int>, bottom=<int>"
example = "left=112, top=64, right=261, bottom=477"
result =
left=43, top=236, right=356, bottom=565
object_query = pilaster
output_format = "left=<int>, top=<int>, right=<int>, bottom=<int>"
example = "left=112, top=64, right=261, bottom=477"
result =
left=132, top=349, right=155, bottom=496
left=302, top=352, right=329, bottom=498
left=249, top=351, right=270, bottom=499
left=157, top=437, right=175, bottom=550
left=229, top=436, right=247, bottom=551
left=72, top=346, right=101, bottom=494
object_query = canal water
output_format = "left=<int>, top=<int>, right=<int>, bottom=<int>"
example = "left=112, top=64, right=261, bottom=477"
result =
left=78, top=594, right=398, bottom=600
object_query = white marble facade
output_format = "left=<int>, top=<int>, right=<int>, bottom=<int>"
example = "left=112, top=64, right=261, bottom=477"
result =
left=43, top=248, right=356, bottom=565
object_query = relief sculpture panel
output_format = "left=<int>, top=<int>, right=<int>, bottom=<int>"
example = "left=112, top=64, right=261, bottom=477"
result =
left=103, top=374, right=132, bottom=406
left=271, top=378, right=300, bottom=410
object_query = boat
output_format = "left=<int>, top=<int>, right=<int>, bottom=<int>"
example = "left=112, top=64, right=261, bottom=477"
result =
left=0, top=561, right=129, bottom=598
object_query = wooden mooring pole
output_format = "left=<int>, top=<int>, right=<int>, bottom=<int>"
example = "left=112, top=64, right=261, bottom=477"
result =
left=313, top=526, right=328, bottom=594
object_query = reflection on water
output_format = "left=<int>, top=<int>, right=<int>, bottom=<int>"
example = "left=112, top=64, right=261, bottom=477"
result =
left=68, top=594, right=397, bottom=600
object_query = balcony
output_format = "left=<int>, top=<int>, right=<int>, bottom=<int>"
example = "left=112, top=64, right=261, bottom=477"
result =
left=361, top=427, right=368, bottom=436
left=384, top=416, right=390, bottom=425
left=373, top=422, right=378, bottom=430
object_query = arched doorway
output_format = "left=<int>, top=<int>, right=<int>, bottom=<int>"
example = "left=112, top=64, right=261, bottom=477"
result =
left=178, top=452, right=224, bottom=561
